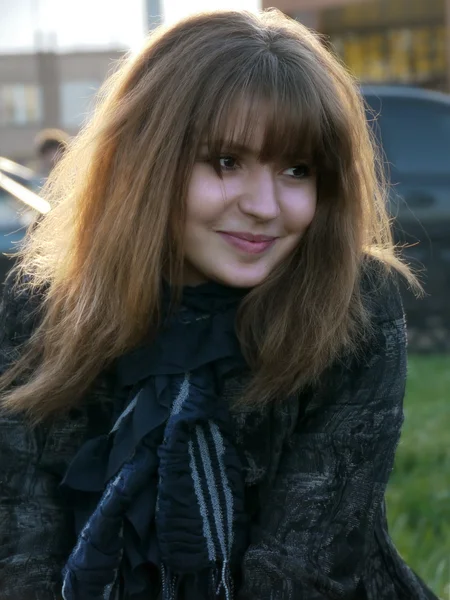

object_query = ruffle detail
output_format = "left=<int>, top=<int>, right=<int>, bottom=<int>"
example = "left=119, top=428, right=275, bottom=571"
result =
left=61, top=379, right=170, bottom=597
left=61, top=282, right=249, bottom=599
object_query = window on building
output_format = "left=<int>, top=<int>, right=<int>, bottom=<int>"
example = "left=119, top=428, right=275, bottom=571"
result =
left=388, top=29, right=412, bottom=82
left=60, top=80, right=99, bottom=128
left=432, top=26, right=446, bottom=74
left=331, top=24, right=446, bottom=86
left=324, top=0, right=446, bottom=87
left=0, top=84, right=42, bottom=126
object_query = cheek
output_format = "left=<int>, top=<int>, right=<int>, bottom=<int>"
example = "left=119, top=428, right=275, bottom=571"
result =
left=282, top=183, right=317, bottom=232
left=186, top=166, right=231, bottom=224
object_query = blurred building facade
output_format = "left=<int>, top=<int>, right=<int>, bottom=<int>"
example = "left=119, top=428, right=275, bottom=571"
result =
left=2, top=1, right=449, bottom=163
left=0, top=50, right=125, bottom=162
left=266, top=0, right=450, bottom=91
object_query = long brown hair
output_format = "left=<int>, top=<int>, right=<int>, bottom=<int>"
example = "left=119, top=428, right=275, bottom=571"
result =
left=0, top=9, right=415, bottom=422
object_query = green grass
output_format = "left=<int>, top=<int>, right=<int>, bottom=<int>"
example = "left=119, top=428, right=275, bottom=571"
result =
left=386, top=355, right=450, bottom=599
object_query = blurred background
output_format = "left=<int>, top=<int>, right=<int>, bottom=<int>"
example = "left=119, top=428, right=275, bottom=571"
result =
left=0, top=0, right=449, bottom=596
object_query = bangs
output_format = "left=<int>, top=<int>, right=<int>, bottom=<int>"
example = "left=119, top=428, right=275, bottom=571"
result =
left=194, top=52, right=334, bottom=168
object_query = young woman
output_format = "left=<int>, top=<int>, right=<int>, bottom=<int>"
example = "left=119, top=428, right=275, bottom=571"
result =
left=0, top=9, right=437, bottom=600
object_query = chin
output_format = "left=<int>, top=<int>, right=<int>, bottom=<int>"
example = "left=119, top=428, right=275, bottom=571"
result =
left=211, top=267, right=272, bottom=289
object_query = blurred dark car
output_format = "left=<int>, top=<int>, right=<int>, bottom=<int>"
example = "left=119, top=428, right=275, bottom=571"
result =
left=362, top=85, right=450, bottom=351
left=0, top=158, right=46, bottom=281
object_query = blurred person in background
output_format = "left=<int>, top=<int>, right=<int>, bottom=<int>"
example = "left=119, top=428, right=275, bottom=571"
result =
left=0, top=9, right=438, bottom=600
left=34, top=128, right=71, bottom=182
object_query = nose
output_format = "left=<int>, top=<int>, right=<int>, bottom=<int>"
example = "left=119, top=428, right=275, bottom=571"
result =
left=238, top=167, right=280, bottom=221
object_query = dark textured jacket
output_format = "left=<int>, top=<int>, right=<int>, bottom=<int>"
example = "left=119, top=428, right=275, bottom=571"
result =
left=0, top=268, right=438, bottom=600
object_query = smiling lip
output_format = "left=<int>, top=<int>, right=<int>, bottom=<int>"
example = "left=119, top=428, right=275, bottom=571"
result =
left=218, top=231, right=278, bottom=254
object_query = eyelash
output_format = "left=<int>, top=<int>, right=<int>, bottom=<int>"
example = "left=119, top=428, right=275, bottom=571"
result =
left=213, top=155, right=312, bottom=179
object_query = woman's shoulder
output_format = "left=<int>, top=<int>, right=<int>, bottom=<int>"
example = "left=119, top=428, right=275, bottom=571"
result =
left=0, top=271, right=46, bottom=380
left=294, top=258, right=408, bottom=423
left=359, top=255, right=405, bottom=324
left=0, top=269, right=44, bottom=348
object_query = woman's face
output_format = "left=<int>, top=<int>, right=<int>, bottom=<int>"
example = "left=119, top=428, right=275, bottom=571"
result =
left=183, top=116, right=317, bottom=288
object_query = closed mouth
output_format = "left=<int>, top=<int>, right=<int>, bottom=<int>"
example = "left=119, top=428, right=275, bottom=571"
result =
left=217, top=231, right=278, bottom=242
left=217, top=231, right=278, bottom=255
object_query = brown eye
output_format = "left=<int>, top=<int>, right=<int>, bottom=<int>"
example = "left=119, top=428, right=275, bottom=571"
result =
left=219, top=156, right=238, bottom=170
left=283, top=164, right=311, bottom=179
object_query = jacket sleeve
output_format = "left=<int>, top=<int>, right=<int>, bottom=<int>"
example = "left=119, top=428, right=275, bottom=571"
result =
left=0, top=272, right=70, bottom=600
left=239, top=274, right=407, bottom=599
